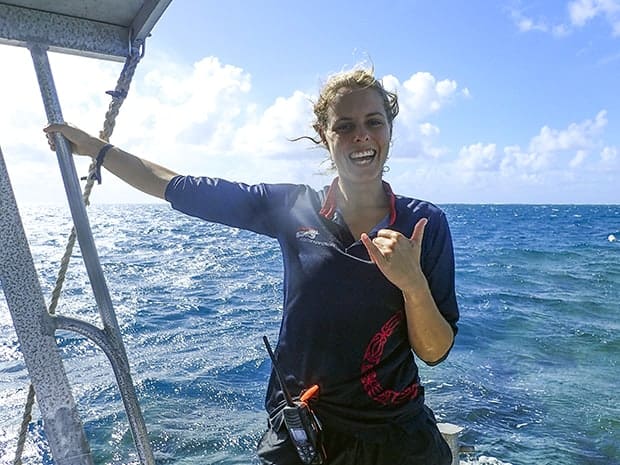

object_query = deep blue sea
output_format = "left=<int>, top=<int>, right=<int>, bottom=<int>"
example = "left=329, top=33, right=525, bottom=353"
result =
left=1, top=204, right=618, bottom=465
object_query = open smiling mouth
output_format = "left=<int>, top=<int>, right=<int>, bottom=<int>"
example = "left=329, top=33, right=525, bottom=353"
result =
left=349, top=149, right=376, bottom=165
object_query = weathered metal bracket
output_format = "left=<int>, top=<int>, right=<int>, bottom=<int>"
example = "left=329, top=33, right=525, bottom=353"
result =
left=0, top=0, right=172, bottom=61
left=0, top=145, right=95, bottom=465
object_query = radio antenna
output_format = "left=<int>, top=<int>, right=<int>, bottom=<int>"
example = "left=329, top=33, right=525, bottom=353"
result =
left=263, top=336, right=295, bottom=406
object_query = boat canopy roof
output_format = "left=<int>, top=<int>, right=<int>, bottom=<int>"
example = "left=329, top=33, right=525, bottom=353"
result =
left=0, top=0, right=172, bottom=61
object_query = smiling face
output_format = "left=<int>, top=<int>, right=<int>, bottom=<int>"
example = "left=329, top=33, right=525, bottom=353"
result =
left=322, top=87, right=392, bottom=186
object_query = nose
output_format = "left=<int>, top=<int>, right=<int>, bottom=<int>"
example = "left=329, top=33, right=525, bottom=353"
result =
left=353, top=131, right=370, bottom=142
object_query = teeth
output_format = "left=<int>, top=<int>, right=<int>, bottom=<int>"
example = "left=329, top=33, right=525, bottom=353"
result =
left=350, top=150, right=374, bottom=159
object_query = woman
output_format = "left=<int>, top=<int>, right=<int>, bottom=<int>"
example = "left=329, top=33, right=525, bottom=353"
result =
left=45, top=67, right=459, bottom=465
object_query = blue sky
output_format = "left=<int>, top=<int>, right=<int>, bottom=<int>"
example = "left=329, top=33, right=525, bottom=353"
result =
left=1, top=0, right=619, bottom=204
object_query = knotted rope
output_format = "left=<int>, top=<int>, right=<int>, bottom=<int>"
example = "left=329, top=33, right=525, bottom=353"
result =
left=13, top=46, right=143, bottom=465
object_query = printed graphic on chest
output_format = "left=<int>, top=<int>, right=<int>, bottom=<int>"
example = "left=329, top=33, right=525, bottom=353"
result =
left=295, top=227, right=319, bottom=240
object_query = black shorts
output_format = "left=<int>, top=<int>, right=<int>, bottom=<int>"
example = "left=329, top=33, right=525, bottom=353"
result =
left=257, top=406, right=452, bottom=465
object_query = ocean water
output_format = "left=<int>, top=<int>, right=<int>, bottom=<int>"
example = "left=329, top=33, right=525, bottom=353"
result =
left=1, top=203, right=618, bottom=465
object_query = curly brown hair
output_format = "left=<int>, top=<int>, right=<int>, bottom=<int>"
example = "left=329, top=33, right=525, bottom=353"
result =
left=312, top=67, right=399, bottom=143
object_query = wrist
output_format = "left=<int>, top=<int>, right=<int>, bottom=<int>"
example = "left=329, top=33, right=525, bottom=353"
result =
left=91, top=143, right=114, bottom=184
left=400, top=271, right=430, bottom=301
left=89, top=139, right=109, bottom=157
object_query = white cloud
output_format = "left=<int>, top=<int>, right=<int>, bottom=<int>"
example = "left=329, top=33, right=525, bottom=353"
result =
left=600, top=145, right=618, bottom=163
left=529, top=110, right=607, bottom=153
left=1, top=49, right=465, bottom=204
left=509, top=8, right=567, bottom=36
left=598, top=50, right=620, bottom=64
left=569, top=149, right=588, bottom=167
left=569, top=0, right=600, bottom=25
left=457, top=143, right=499, bottom=172
left=500, top=144, right=551, bottom=176
left=119, top=56, right=252, bottom=151
left=419, top=123, right=440, bottom=137
left=399, top=72, right=459, bottom=120
left=551, top=23, right=572, bottom=37
left=515, top=14, right=550, bottom=33
left=430, top=107, right=616, bottom=200
left=0, top=47, right=128, bottom=203
left=232, top=91, right=313, bottom=156
left=511, top=0, right=620, bottom=37
left=500, top=111, right=608, bottom=175
left=1, top=44, right=617, bottom=205
left=0, top=46, right=333, bottom=204
left=381, top=71, right=463, bottom=160
left=568, top=0, right=620, bottom=35
left=443, top=110, right=618, bottom=202
left=383, top=72, right=460, bottom=123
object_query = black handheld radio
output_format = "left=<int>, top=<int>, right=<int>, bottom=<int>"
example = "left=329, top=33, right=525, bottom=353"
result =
left=263, top=336, right=326, bottom=464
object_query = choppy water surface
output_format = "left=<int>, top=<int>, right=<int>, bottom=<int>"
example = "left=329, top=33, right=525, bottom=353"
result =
left=1, top=203, right=618, bottom=465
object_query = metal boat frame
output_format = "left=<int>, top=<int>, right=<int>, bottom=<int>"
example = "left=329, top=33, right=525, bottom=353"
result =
left=0, top=2, right=172, bottom=464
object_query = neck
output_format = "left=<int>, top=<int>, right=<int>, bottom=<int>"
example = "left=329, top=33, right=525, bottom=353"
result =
left=336, top=177, right=389, bottom=210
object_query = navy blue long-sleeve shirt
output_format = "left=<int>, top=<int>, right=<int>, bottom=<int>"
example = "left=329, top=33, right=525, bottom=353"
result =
left=165, top=176, right=459, bottom=432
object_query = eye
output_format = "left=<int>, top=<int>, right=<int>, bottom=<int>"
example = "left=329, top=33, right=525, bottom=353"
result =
left=334, top=122, right=353, bottom=133
left=367, top=119, right=385, bottom=128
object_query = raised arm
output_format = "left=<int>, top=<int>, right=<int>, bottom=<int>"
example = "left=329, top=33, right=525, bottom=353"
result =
left=44, top=123, right=178, bottom=200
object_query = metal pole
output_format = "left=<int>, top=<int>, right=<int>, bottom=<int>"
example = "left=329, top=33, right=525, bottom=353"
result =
left=28, top=43, right=154, bottom=465
left=27, top=43, right=127, bottom=357
left=0, top=146, right=94, bottom=465
left=438, top=422, right=464, bottom=465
